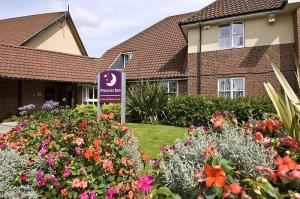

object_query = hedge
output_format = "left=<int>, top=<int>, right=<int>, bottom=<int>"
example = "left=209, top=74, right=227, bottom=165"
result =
left=162, top=95, right=275, bottom=127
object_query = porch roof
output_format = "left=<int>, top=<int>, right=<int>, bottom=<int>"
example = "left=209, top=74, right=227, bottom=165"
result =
left=0, top=44, right=99, bottom=83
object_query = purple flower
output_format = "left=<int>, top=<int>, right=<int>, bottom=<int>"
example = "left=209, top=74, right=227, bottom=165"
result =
left=38, top=147, right=47, bottom=155
left=75, top=148, right=82, bottom=155
left=20, top=120, right=29, bottom=127
left=0, top=143, right=6, bottom=149
left=184, top=140, right=192, bottom=147
left=38, top=178, right=46, bottom=187
left=90, top=191, right=96, bottom=199
left=79, top=192, right=89, bottom=199
left=105, top=187, right=118, bottom=199
left=35, top=171, right=44, bottom=180
left=42, top=138, right=51, bottom=147
left=47, top=175, right=59, bottom=187
left=12, top=126, right=21, bottom=132
left=48, top=152, right=56, bottom=168
left=138, top=175, right=154, bottom=194
left=63, top=168, right=71, bottom=177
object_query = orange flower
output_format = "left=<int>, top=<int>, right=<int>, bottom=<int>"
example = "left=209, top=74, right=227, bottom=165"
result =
left=141, top=153, right=151, bottom=161
left=93, top=152, right=101, bottom=161
left=60, top=188, right=69, bottom=196
left=80, top=180, right=88, bottom=189
left=204, top=164, right=226, bottom=187
left=203, top=146, right=217, bottom=158
left=117, top=139, right=124, bottom=148
left=92, top=139, right=102, bottom=148
left=223, top=183, right=242, bottom=198
left=84, top=149, right=93, bottom=159
left=71, top=178, right=81, bottom=188
left=127, top=159, right=136, bottom=166
left=254, top=132, right=264, bottom=142
left=120, top=157, right=127, bottom=165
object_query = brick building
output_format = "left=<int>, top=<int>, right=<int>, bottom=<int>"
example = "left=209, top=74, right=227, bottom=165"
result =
left=101, top=0, right=300, bottom=97
left=0, top=12, right=99, bottom=120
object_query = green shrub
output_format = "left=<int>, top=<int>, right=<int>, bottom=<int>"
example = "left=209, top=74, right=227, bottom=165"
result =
left=0, top=148, right=45, bottom=199
left=126, top=81, right=169, bottom=124
left=159, top=125, right=275, bottom=197
left=163, top=95, right=275, bottom=127
left=102, top=103, right=121, bottom=121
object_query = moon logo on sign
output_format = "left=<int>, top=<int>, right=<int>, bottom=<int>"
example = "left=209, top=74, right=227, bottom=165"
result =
left=104, top=73, right=117, bottom=87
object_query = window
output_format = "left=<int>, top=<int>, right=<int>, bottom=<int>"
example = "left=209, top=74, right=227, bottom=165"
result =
left=219, top=22, right=244, bottom=49
left=164, top=81, right=178, bottom=97
left=218, top=77, right=245, bottom=98
left=110, top=52, right=133, bottom=70
left=82, top=85, right=98, bottom=105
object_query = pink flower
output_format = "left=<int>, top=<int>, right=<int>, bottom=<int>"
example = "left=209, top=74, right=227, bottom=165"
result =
left=105, top=187, right=119, bottom=199
left=79, top=191, right=89, bottom=199
left=75, top=148, right=82, bottom=155
left=38, top=147, right=47, bottom=155
left=90, top=191, right=96, bottom=199
left=160, top=145, right=168, bottom=152
left=288, top=170, right=300, bottom=180
left=42, top=138, right=51, bottom=147
left=280, top=136, right=298, bottom=151
left=138, top=175, right=154, bottom=194
left=38, top=178, right=46, bottom=187
left=63, top=168, right=71, bottom=177
left=263, top=137, right=271, bottom=148
left=35, top=171, right=44, bottom=180
left=295, top=193, right=300, bottom=199
left=80, top=180, right=88, bottom=189
left=72, top=178, right=81, bottom=188
left=48, top=152, right=56, bottom=168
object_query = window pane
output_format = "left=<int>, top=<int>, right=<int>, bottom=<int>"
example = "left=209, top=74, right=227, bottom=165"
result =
left=169, top=82, right=177, bottom=93
left=233, top=78, right=243, bottom=91
left=233, top=35, right=243, bottom=47
left=219, top=24, right=231, bottom=37
left=219, top=37, right=231, bottom=49
left=89, top=87, right=93, bottom=99
left=233, top=91, right=244, bottom=97
left=94, top=88, right=98, bottom=99
left=232, top=22, right=243, bottom=35
left=219, top=91, right=231, bottom=97
left=219, top=80, right=226, bottom=91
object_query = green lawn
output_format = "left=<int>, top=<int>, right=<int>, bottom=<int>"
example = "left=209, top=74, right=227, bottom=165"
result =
left=126, top=123, right=187, bottom=157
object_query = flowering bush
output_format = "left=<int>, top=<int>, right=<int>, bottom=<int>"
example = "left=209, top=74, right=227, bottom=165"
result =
left=0, top=148, right=45, bottom=199
left=18, top=104, right=36, bottom=115
left=158, top=124, right=275, bottom=197
left=1, top=108, right=153, bottom=199
left=41, top=100, right=59, bottom=110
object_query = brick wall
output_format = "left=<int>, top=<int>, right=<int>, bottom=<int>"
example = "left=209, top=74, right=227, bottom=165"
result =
left=187, top=53, right=200, bottom=94
left=187, top=43, right=297, bottom=96
left=294, top=8, right=300, bottom=60
left=178, top=80, right=188, bottom=95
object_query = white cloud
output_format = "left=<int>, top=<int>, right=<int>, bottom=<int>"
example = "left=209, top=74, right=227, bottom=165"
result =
left=71, top=7, right=99, bottom=27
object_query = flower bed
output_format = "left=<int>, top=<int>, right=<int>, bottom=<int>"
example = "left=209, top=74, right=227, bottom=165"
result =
left=0, top=107, right=153, bottom=199
left=151, top=113, right=300, bottom=198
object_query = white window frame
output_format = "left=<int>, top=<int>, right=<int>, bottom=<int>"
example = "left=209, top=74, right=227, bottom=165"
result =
left=123, top=52, right=133, bottom=68
left=218, top=21, right=244, bottom=50
left=218, top=77, right=245, bottom=98
left=82, top=85, right=98, bottom=105
left=164, top=81, right=179, bottom=97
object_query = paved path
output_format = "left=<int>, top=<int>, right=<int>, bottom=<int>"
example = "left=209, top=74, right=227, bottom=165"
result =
left=0, top=122, right=18, bottom=133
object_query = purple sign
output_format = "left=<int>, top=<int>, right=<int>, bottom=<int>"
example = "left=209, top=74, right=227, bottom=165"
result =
left=99, top=70, right=122, bottom=104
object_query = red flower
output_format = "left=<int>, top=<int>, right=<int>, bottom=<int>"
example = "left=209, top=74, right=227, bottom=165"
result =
left=80, top=120, right=88, bottom=129
left=20, top=173, right=28, bottom=181
left=254, top=132, right=264, bottom=142
left=280, top=136, right=298, bottom=151
left=204, top=165, right=226, bottom=187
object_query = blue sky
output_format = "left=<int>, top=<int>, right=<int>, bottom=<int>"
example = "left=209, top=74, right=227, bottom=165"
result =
left=1, top=0, right=299, bottom=57
left=0, top=0, right=215, bottom=57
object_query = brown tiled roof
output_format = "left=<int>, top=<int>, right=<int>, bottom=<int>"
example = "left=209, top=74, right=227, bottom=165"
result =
left=0, top=44, right=99, bottom=83
left=0, top=12, right=66, bottom=46
left=180, top=0, right=287, bottom=25
left=100, top=12, right=195, bottom=80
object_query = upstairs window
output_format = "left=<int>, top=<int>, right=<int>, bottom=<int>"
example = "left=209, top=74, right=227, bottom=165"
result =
left=219, top=22, right=244, bottom=49
left=218, top=77, right=245, bottom=98
left=110, top=52, right=133, bottom=70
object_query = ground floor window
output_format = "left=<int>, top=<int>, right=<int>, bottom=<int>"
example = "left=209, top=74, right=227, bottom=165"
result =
left=164, top=81, right=178, bottom=97
left=218, top=77, right=245, bottom=98
left=82, top=85, right=98, bottom=105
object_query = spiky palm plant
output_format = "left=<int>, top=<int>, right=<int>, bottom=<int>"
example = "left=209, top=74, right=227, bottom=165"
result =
left=264, top=62, right=300, bottom=144
left=126, top=81, right=169, bottom=124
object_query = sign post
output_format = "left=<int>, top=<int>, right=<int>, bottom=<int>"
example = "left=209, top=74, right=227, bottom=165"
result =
left=97, top=70, right=126, bottom=124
